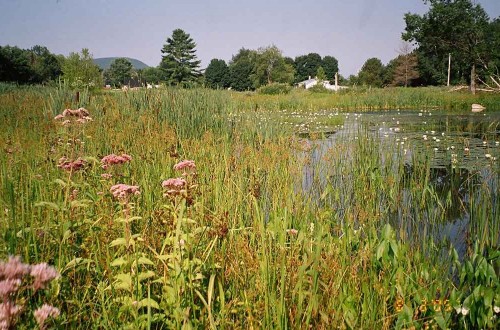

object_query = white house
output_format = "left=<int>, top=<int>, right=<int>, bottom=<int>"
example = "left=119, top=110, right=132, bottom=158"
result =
left=297, top=74, right=348, bottom=91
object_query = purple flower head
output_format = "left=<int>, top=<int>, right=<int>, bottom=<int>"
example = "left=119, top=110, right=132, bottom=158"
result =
left=0, top=256, right=30, bottom=280
left=57, top=157, right=86, bottom=171
left=0, top=279, right=21, bottom=300
left=101, top=154, right=132, bottom=168
left=30, top=263, right=59, bottom=291
left=0, top=302, right=22, bottom=329
left=34, top=304, right=60, bottom=329
left=173, top=160, right=196, bottom=175
left=162, top=178, right=187, bottom=196
left=110, top=184, right=140, bottom=200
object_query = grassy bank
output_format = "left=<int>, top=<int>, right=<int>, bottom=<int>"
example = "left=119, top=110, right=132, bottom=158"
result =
left=0, top=85, right=498, bottom=329
left=231, top=86, right=500, bottom=112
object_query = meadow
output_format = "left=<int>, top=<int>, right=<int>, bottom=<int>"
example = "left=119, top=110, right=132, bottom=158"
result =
left=0, top=84, right=499, bottom=329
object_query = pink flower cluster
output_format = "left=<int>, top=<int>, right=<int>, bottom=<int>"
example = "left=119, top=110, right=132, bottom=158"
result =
left=161, top=178, right=187, bottom=196
left=0, top=301, right=22, bottom=330
left=110, top=184, right=140, bottom=200
left=30, top=263, right=60, bottom=291
left=54, top=107, right=92, bottom=124
left=57, top=157, right=86, bottom=171
left=101, top=153, right=132, bottom=169
left=173, top=160, right=196, bottom=176
left=34, top=304, right=60, bottom=330
left=0, top=256, right=60, bottom=329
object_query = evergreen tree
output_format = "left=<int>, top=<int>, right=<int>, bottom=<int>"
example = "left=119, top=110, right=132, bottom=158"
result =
left=160, top=29, right=201, bottom=85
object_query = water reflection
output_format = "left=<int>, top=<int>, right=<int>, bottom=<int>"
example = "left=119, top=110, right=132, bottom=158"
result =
left=297, top=110, right=500, bottom=255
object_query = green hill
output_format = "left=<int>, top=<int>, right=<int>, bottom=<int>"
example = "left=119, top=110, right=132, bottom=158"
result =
left=94, top=57, right=149, bottom=70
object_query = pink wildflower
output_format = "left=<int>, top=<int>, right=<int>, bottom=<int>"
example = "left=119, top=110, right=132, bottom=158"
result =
left=0, top=279, right=21, bottom=300
left=0, top=302, right=22, bottom=329
left=33, top=304, right=60, bottom=329
left=162, top=178, right=187, bottom=188
left=57, top=157, right=86, bottom=171
left=30, top=263, right=59, bottom=291
left=173, top=160, right=196, bottom=172
left=101, top=154, right=132, bottom=168
left=0, top=256, right=30, bottom=280
left=76, top=117, right=92, bottom=124
left=286, top=229, right=299, bottom=236
left=161, top=178, right=187, bottom=196
left=56, top=108, right=92, bottom=125
left=110, top=184, right=140, bottom=200
left=101, top=173, right=113, bottom=180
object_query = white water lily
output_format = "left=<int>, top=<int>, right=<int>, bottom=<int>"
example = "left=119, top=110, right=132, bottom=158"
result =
left=455, top=306, right=470, bottom=316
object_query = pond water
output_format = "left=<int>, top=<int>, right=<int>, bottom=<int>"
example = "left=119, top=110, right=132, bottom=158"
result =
left=299, top=110, right=500, bottom=256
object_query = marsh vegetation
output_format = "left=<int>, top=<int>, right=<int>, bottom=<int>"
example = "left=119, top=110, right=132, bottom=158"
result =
left=0, top=84, right=499, bottom=329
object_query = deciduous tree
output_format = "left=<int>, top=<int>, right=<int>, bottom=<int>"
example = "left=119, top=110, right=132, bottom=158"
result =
left=204, top=59, right=230, bottom=89
left=62, top=48, right=103, bottom=90
left=358, top=58, right=384, bottom=87
left=251, top=45, right=294, bottom=87
left=322, top=56, right=339, bottom=82
left=105, top=58, right=134, bottom=87
left=403, top=0, right=490, bottom=93
left=392, top=42, right=420, bottom=87
left=228, top=48, right=257, bottom=91
left=294, top=53, right=322, bottom=83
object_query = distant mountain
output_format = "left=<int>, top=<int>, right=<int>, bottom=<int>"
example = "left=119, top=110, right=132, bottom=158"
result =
left=94, top=57, right=150, bottom=70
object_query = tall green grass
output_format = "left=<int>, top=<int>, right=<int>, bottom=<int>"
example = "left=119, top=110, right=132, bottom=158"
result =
left=0, top=85, right=498, bottom=329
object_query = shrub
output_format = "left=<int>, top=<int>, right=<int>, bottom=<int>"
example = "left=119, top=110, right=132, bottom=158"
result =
left=257, top=83, right=292, bottom=95
left=308, top=83, right=331, bottom=93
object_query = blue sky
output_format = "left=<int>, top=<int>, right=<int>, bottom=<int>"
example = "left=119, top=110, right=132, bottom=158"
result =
left=1, top=0, right=499, bottom=76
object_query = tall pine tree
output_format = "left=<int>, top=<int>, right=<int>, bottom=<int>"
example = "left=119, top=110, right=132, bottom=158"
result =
left=160, top=29, right=201, bottom=85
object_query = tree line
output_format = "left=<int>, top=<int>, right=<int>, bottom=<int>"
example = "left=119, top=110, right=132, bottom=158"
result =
left=1, top=0, right=499, bottom=92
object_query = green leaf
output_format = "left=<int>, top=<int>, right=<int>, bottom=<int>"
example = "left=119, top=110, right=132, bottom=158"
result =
left=110, top=237, right=127, bottom=247
left=138, top=298, right=160, bottom=309
left=34, top=201, right=60, bottom=211
left=136, top=256, right=154, bottom=266
left=138, top=271, right=156, bottom=282
left=113, top=273, right=132, bottom=291
left=111, top=257, right=127, bottom=267
left=53, top=178, right=68, bottom=187
left=62, top=257, right=93, bottom=273
left=433, top=313, right=446, bottom=330
left=376, top=242, right=386, bottom=261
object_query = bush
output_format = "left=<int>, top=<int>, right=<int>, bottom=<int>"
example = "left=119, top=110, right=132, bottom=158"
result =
left=257, top=83, right=292, bottom=95
left=308, top=83, right=331, bottom=93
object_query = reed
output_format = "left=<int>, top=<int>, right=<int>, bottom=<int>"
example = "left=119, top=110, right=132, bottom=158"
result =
left=0, top=85, right=498, bottom=329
